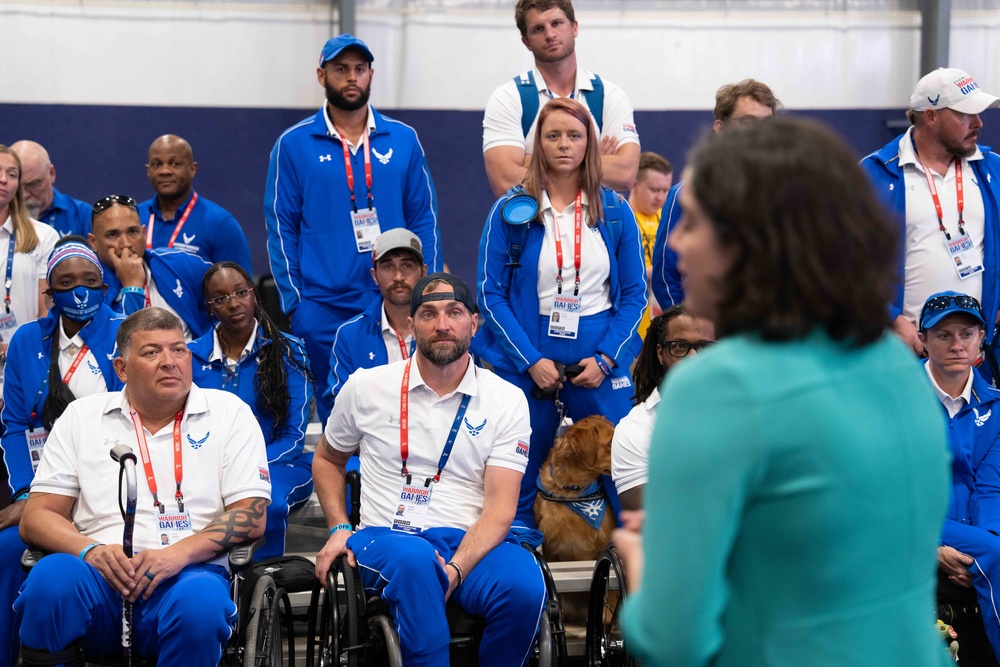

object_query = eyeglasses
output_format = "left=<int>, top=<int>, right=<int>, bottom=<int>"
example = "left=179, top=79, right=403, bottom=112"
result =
left=206, top=287, right=254, bottom=307
left=92, top=195, right=138, bottom=215
left=659, top=339, right=715, bottom=358
left=919, top=294, right=984, bottom=325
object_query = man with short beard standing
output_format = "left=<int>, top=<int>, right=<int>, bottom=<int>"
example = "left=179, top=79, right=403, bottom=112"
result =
left=862, top=68, right=1000, bottom=359
left=264, top=34, right=442, bottom=424
left=312, top=273, right=545, bottom=667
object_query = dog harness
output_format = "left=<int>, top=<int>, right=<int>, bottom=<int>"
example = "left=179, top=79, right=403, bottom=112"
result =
left=535, top=470, right=608, bottom=530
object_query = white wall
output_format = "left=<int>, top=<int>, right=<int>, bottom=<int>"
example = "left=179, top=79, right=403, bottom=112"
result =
left=3, top=2, right=999, bottom=110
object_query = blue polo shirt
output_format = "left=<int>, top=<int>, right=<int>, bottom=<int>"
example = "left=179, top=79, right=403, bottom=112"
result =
left=36, top=188, right=92, bottom=238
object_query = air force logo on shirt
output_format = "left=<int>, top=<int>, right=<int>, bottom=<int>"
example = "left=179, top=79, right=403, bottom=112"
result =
left=187, top=432, right=210, bottom=449
left=464, top=417, right=486, bottom=437
left=173, top=279, right=184, bottom=299
left=975, top=407, right=992, bottom=427
left=372, top=147, right=393, bottom=165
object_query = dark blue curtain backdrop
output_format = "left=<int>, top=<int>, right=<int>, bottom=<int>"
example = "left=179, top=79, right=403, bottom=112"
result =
left=5, top=103, right=997, bottom=289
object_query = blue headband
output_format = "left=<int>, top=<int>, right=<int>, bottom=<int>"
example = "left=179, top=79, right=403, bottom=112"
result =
left=47, top=242, right=104, bottom=283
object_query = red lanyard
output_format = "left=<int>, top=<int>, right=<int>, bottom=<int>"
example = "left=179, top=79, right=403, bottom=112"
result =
left=61, top=345, right=90, bottom=385
left=143, top=279, right=152, bottom=308
left=552, top=191, right=583, bottom=295
left=130, top=409, right=185, bottom=513
left=337, top=127, right=373, bottom=213
left=146, top=192, right=199, bottom=250
left=393, top=328, right=411, bottom=359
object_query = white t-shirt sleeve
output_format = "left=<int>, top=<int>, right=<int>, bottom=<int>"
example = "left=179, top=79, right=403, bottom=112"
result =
left=600, top=79, right=640, bottom=148
left=221, top=398, right=272, bottom=505
left=484, top=383, right=532, bottom=474
left=324, top=372, right=363, bottom=454
left=30, top=402, right=82, bottom=498
left=483, top=80, right=527, bottom=153
left=611, top=405, right=651, bottom=494
left=31, top=221, right=59, bottom=281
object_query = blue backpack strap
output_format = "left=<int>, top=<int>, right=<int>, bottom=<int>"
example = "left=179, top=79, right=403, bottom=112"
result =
left=600, top=187, right=623, bottom=249
left=581, top=73, right=604, bottom=134
left=515, top=71, right=539, bottom=139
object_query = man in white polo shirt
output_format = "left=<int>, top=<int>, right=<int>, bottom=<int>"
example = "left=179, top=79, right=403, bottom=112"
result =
left=313, top=273, right=546, bottom=667
left=861, top=68, right=1000, bottom=359
left=14, top=308, right=270, bottom=667
left=482, top=0, right=640, bottom=196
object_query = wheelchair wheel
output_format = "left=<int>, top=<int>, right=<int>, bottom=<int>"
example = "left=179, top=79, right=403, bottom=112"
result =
left=585, top=546, right=633, bottom=667
left=318, top=555, right=364, bottom=667
left=533, top=552, right=567, bottom=667
left=243, top=574, right=284, bottom=667
left=365, top=614, right=403, bottom=667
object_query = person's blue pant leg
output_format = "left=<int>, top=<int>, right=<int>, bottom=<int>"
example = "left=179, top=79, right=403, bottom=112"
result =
left=0, top=525, right=28, bottom=665
left=292, top=299, right=355, bottom=427
left=347, top=527, right=451, bottom=667
left=257, top=453, right=315, bottom=560
left=16, top=554, right=233, bottom=666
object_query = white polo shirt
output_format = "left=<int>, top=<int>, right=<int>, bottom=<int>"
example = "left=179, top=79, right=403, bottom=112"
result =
left=924, top=362, right=973, bottom=418
left=0, top=217, right=58, bottom=341
left=325, top=356, right=531, bottom=531
left=899, top=127, right=987, bottom=324
left=32, top=385, right=271, bottom=553
left=483, top=68, right=639, bottom=156
left=380, top=305, right=415, bottom=362
left=58, top=318, right=107, bottom=398
left=323, top=104, right=378, bottom=156
left=611, top=387, right=660, bottom=494
left=536, top=191, right=612, bottom=317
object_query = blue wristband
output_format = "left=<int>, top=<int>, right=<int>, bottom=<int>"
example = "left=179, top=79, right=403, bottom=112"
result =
left=329, top=523, right=352, bottom=536
left=11, top=488, right=29, bottom=502
left=79, top=542, right=102, bottom=561
left=594, top=354, right=612, bottom=376
left=120, top=286, right=145, bottom=295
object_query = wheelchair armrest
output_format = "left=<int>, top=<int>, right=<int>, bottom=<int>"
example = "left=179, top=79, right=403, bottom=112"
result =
left=228, top=538, right=263, bottom=572
left=20, top=548, right=44, bottom=571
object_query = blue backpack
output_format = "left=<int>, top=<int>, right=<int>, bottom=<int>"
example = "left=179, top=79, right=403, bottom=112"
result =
left=514, top=71, right=605, bottom=138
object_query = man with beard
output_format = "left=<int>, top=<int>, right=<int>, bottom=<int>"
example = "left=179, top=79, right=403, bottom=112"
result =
left=265, top=34, right=441, bottom=424
left=482, top=0, right=640, bottom=196
left=312, top=273, right=544, bottom=667
left=325, top=228, right=427, bottom=408
left=139, top=135, right=252, bottom=272
left=862, top=68, right=1000, bottom=357
left=10, top=141, right=91, bottom=237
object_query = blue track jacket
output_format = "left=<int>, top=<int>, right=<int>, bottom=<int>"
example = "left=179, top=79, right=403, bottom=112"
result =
left=1, top=305, right=124, bottom=495
left=189, top=326, right=312, bottom=465
left=650, top=180, right=685, bottom=308
left=101, top=248, right=212, bottom=338
left=476, top=186, right=647, bottom=374
left=264, top=105, right=442, bottom=317
left=37, top=188, right=92, bottom=238
left=139, top=191, right=253, bottom=272
left=860, top=134, right=1000, bottom=339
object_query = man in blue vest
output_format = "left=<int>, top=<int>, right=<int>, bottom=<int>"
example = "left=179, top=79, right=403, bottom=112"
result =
left=88, top=195, right=211, bottom=340
left=482, top=0, right=640, bottom=196
left=325, top=228, right=427, bottom=409
left=10, top=141, right=91, bottom=238
left=139, top=135, right=252, bottom=272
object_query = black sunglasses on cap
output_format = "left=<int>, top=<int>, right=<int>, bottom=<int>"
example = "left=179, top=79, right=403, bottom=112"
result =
left=919, top=294, right=985, bottom=330
left=92, top=195, right=138, bottom=215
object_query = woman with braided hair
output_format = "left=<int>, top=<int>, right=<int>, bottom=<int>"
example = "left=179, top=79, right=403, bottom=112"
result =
left=189, top=261, right=313, bottom=559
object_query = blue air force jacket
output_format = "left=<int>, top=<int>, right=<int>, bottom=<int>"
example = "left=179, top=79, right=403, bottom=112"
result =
left=189, top=326, right=313, bottom=465
left=476, top=186, right=647, bottom=374
left=860, top=134, right=1000, bottom=338
left=650, top=180, right=685, bottom=308
left=1, top=305, right=124, bottom=495
left=101, top=248, right=212, bottom=338
left=264, top=105, right=443, bottom=317
left=37, top=188, right=93, bottom=238
left=139, top=191, right=253, bottom=273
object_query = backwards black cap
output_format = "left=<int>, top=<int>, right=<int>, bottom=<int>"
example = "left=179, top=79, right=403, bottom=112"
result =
left=410, top=272, right=477, bottom=317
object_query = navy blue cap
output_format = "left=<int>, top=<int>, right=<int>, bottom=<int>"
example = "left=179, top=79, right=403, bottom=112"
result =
left=919, top=290, right=987, bottom=330
left=319, top=34, right=374, bottom=66
left=410, top=273, right=477, bottom=317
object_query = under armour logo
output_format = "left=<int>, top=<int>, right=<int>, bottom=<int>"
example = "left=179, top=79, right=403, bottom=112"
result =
left=889, top=184, right=894, bottom=191
left=989, top=174, right=993, bottom=183
left=187, top=432, right=210, bottom=449
left=369, top=352, right=375, bottom=360
left=319, top=154, right=332, bottom=162
left=928, top=94, right=941, bottom=106
left=372, top=147, right=393, bottom=165
left=464, top=417, right=487, bottom=437
left=201, top=364, right=211, bottom=371
left=173, top=279, right=183, bottom=298
left=37, top=352, right=44, bottom=359
left=182, top=233, right=196, bottom=245
left=975, top=407, right=992, bottom=427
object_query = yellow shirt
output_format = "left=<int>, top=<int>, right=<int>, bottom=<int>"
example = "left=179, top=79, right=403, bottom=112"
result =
left=634, top=210, right=660, bottom=338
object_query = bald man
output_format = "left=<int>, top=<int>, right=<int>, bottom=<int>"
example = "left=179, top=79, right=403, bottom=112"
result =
left=139, top=135, right=252, bottom=272
left=10, top=141, right=92, bottom=238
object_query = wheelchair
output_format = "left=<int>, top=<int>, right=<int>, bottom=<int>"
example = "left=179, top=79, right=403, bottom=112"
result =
left=937, top=569, right=1000, bottom=666
left=585, top=544, right=634, bottom=667
left=305, top=470, right=568, bottom=667
left=18, top=540, right=294, bottom=667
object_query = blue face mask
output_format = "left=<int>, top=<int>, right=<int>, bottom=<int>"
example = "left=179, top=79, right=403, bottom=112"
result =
left=50, top=285, right=104, bottom=322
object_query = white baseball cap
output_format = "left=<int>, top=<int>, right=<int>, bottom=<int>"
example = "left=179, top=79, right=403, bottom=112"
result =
left=910, top=68, right=1000, bottom=115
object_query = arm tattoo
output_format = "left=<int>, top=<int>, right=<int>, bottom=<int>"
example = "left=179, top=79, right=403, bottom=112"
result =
left=201, top=498, right=268, bottom=553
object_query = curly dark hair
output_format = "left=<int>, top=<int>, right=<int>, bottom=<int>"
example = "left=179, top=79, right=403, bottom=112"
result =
left=202, top=262, right=312, bottom=440
left=631, top=306, right=687, bottom=405
left=686, top=117, right=897, bottom=345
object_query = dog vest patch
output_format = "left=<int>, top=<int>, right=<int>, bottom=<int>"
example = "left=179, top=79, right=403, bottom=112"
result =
left=535, top=476, right=608, bottom=530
